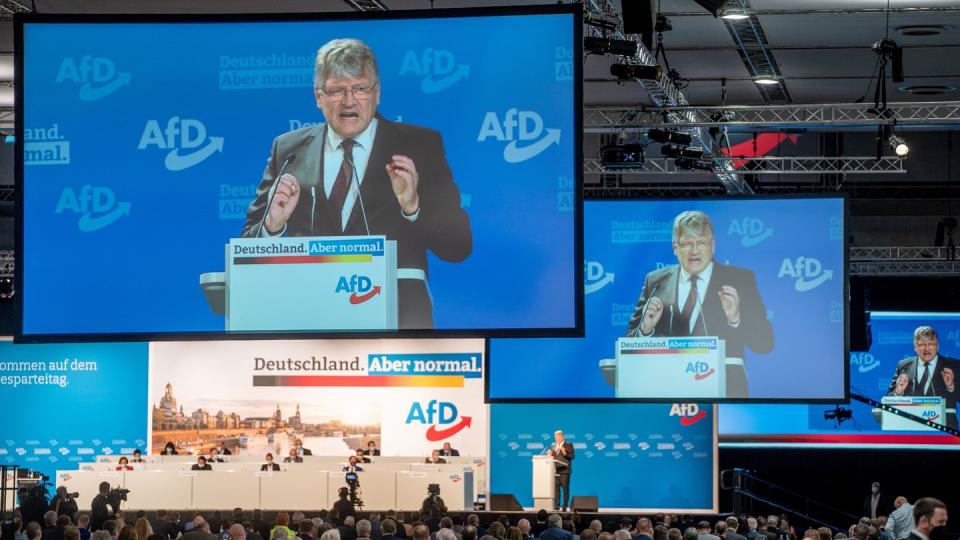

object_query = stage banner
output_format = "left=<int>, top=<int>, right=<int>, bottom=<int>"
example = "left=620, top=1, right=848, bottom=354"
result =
left=721, top=312, right=960, bottom=448
left=490, top=403, right=717, bottom=511
left=0, top=341, right=148, bottom=478
left=149, top=339, right=485, bottom=457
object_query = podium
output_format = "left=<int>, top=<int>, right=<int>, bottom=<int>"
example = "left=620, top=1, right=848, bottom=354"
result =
left=879, top=396, right=946, bottom=431
left=614, top=336, right=727, bottom=398
left=531, top=455, right=555, bottom=511
left=201, top=235, right=398, bottom=331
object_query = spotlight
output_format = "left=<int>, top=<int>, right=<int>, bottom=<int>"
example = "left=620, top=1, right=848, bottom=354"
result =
left=583, top=11, right=620, bottom=33
left=661, top=144, right=705, bottom=159
left=719, top=8, right=750, bottom=20
left=888, top=134, right=909, bottom=157
left=647, top=129, right=692, bottom=146
left=584, top=37, right=639, bottom=57
left=610, top=63, right=662, bottom=81
left=754, top=77, right=780, bottom=85
left=655, top=14, right=673, bottom=32
left=600, top=144, right=645, bottom=169
left=674, top=157, right=714, bottom=171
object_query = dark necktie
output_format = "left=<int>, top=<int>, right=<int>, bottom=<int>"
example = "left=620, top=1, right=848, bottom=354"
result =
left=680, top=275, right=699, bottom=334
left=918, top=361, right=931, bottom=395
left=329, top=138, right=357, bottom=232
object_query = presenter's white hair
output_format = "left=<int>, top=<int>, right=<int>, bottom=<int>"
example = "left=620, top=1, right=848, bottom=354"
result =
left=672, top=210, right=713, bottom=243
left=914, top=325, right=938, bottom=343
left=315, top=38, right=380, bottom=88
left=321, top=530, right=342, bottom=540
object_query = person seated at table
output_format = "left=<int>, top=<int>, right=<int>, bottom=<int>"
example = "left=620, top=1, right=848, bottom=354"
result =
left=207, top=448, right=225, bottom=463
left=364, top=440, right=380, bottom=456
left=424, top=449, right=446, bottom=464
left=161, top=442, right=178, bottom=455
left=343, top=455, right=364, bottom=472
left=283, top=448, right=303, bottom=464
left=354, top=448, right=371, bottom=464
left=115, top=457, right=134, bottom=471
left=130, top=449, right=146, bottom=463
left=191, top=456, right=213, bottom=471
left=261, top=453, right=281, bottom=471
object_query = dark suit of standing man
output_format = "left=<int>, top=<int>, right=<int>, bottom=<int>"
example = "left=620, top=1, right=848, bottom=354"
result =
left=625, top=210, right=773, bottom=398
left=242, top=38, right=472, bottom=329
left=887, top=325, right=959, bottom=429
left=548, top=430, right=575, bottom=511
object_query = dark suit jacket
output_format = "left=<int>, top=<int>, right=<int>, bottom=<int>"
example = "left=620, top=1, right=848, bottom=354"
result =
left=364, top=449, right=381, bottom=456
left=191, top=464, right=213, bottom=471
left=439, top=449, right=460, bottom=456
left=261, top=463, right=281, bottom=471
left=863, top=494, right=894, bottom=519
left=242, top=117, right=473, bottom=329
left=886, top=355, right=960, bottom=408
left=424, top=457, right=447, bottom=464
left=625, top=262, right=773, bottom=359
left=550, top=441, right=575, bottom=474
left=539, top=527, right=574, bottom=540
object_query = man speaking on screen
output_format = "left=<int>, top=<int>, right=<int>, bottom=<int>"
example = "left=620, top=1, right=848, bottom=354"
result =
left=886, top=326, right=959, bottom=428
left=241, top=38, right=472, bottom=329
left=625, top=210, right=773, bottom=397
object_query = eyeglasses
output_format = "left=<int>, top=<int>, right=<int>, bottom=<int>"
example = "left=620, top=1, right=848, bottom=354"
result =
left=675, top=239, right=713, bottom=251
left=322, top=83, right=377, bottom=101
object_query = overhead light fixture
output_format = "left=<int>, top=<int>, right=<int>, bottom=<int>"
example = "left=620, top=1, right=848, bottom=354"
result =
left=584, top=37, right=639, bottom=57
left=896, top=25, right=951, bottom=37
left=720, top=9, right=750, bottom=20
left=898, top=84, right=956, bottom=96
left=674, top=157, right=715, bottom=171
left=888, top=134, right=909, bottom=157
left=610, top=63, right=662, bottom=81
left=754, top=77, right=780, bottom=85
left=601, top=144, right=645, bottom=169
left=647, top=129, right=693, bottom=146
left=661, top=144, right=705, bottom=159
left=583, top=11, right=620, bottom=33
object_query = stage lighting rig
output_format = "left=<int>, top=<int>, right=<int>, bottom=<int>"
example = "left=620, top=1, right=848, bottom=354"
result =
left=872, top=38, right=904, bottom=83
left=647, top=129, right=692, bottom=146
left=888, top=134, right=909, bottom=157
left=661, top=144, right=705, bottom=159
left=610, top=62, right=662, bottom=82
left=584, top=37, right=638, bottom=57
left=674, top=157, right=714, bottom=171
left=600, top=144, right=645, bottom=169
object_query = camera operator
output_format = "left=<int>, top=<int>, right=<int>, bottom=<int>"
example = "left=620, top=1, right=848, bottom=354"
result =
left=333, top=488, right=356, bottom=525
left=91, top=483, right=113, bottom=531
left=420, top=484, right=447, bottom=529
left=52, top=487, right=79, bottom=521
left=18, top=480, right=51, bottom=526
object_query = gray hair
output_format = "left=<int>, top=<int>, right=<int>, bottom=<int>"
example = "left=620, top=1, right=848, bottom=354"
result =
left=684, top=529, right=699, bottom=540
left=357, top=520, right=372, bottom=538
left=315, top=39, right=380, bottom=89
left=381, top=520, right=397, bottom=535
left=547, top=514, right=563, bottom=527
left=914, top=326, right=938, bottom=343
left=92, top=532, right=113, bottom=540
left=590, top=521, right=603, bottom=532
left=344, top=517, right=355, bottom=527
left=271, top=529, right=288, bottom=540
left=44, top=512, right=57, bottom=527
left=672, top=210, right=713, bottom=243
left=320, top=530, right=341, bottom=540
left=437, top=530, right=458, bottom=540
left=614, top=531, right=633, bottom=540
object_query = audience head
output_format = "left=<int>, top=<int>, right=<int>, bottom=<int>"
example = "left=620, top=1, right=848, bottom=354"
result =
left=654, top=525, right=669, bottom=540
left=463, top=526, right=478, bottom=540
left=667, top=529, right=682, bottom=540
left=57, top=516, right=71, bottom=528
left=507, top=527, right=522, bottom=540
left=229, top=525, right=246, bottom=540
left=92, top=532, right=112, bottom=540
left=913, top=497, right=948, bottom=535
left=684, top=528, right=699, bottom=540
left=547, top=515, right=562, bottom=528
left=581, top=530, right=599, bottom=540
left=319, top=530, right=341, bottom=540
left=614, top=531, right=632, bottom=540
left=381, top=520, right=397, bottom=535
left=599, top=533, right=615, bottom=540
left=715, top=521, right=727, bottom=536
left=517, top=519, right=531, bottom=535
left=436, top=530, right=457, bottom=540
left=697, top=522, right=711, bottom=533
left=64, top=527, right=80, bottom=540
left=537, top=511, right=548, bottom=523
left=276, top=513, right=290, bottom=527
left=300, top=519, right=316, bottom=536
left=118, top=526, right=138, bottom=540
left=488, top=522, right=506, bottom=540
left=134, top=518, right=153, bottom=540
left=356, top=520, right=372, bottom=539
left=803, top=530, right=819, bottom=540
left=343, top=517, right=355, bottom=528
left=413, top=525, right=430, bottom=540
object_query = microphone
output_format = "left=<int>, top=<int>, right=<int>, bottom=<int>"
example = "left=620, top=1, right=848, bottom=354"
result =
left=310, top=186, right=317, bottom=235
left=692, top=277, right=710, bottom=337
left=343, top=151, right=371, bottom=236
left=256, top=153, right=297, bottom=237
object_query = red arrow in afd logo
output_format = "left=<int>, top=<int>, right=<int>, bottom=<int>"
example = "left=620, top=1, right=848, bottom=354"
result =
left=694, top=368, right=716, bottom=381
left=350, top=285, right=381, bottom=305
left=426, top=416, right=473, bottom=441
left=680, top=410, right=708, bottom=426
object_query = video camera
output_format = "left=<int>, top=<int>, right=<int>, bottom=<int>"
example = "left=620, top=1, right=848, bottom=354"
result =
left=343, top=471, right=363, bottom=509
left=106, top=487, right=130, bottom=509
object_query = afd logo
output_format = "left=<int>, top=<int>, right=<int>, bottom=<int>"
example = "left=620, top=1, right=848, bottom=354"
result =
left=477, top=109, right=561, bottom=163
left=669, top=403, right=707, bottom=426
left=56, top=186, right=130, bottom=232
left=584, top=261, right=615, bottom=295
left=56, top=56, right=130, bottom=101
left=335, top=274, right=381, bottom=304
left=850, top=352, right=880, bottom=373
left=58, top=473, right=72, bottom=482
left=778, top=257, right=833, bottom=292
left=400, top=49, right=470, bottom=93
left=946, top=330, right=960, bottom=349
left=405, top=400, right=472, bottom=442
left=138, top=117, right=224, bottom=171
left=922, top=409, right=941, bottom=422
left=685, top=361, right=715, bottom=381
left=727, top=217, right=774, bottom=247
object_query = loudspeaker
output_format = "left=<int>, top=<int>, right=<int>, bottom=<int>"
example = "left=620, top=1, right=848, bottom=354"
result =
left=489, top=493, right=524, bottom=511
left=850, top=277, right=872, bottom=352
left=621, top=0, right=655, bottom=50
left=571, top=495, right=598, bottom=512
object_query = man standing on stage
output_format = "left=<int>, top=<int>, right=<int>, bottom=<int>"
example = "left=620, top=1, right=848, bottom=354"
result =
left=547, top=430, right=574, bottom=512
left=887, top=326, right=959, bottom=429
left=625, top=210, right=773, bottom=397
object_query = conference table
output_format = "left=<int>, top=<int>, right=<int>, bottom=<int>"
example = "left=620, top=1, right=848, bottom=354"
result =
left=58, top=456, right=480, bottom=511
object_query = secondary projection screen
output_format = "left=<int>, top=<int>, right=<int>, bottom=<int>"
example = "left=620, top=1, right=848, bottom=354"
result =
left=16, top=6, right=582, bottom=340
left=489, top=197, right=847, bottom=402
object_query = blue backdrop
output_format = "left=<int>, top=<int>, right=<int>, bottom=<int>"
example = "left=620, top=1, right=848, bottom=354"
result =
left=490, top=198, right=846, bottom=400
left=0, top=341, right=149, bottom=478
left=490, top=403, right=716, bottom=510
left=20, top=11, right=578, bottom=335
left=720, top=312, right=960, bottom=447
